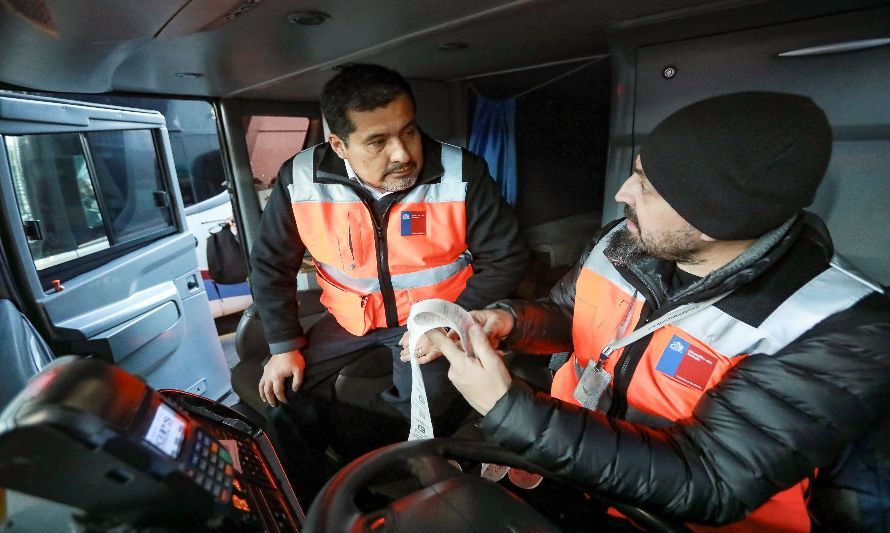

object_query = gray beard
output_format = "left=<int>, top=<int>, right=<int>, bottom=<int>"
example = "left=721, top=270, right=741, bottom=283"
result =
left=381, top=174, right=418, bottom=192
left=604, top=225, right=704, bottom=265
left=603, top=227, right=646, bottom=266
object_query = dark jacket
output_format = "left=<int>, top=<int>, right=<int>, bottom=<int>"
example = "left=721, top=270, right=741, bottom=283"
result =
left=483, top=216, right=890, bottom=525
left=251, top=134, right=528, bottom=354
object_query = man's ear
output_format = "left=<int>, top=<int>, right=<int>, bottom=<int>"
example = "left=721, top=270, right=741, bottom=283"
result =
left=328, top=134, right=347, bottom=159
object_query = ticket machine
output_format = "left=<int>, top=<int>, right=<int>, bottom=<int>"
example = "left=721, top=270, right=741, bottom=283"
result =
left=0, top=358, right=303, bottom=531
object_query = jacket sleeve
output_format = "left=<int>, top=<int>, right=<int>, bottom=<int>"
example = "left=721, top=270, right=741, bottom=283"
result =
left=479, top=292, right=890, bottom=525
left=249, top=160, right=308, bottom=354
left=494, top=222, right=621, bottom=355
left=455, top=153, right=529, bottom=310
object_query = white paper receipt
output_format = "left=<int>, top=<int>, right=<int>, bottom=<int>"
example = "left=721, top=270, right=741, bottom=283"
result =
left=406, top=299, right=477, bottom=441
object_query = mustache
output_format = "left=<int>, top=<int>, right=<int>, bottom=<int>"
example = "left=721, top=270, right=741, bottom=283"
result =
left=624, top=204, right=639, bottom=226
left=385, top=162, right=416, bottom=175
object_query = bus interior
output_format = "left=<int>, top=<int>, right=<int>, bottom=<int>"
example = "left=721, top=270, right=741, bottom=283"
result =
left=0, top=0, right=888, bottom=530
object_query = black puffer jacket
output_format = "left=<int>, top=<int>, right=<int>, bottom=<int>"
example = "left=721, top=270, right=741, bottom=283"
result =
left=482, top=216, right=890, bottom=525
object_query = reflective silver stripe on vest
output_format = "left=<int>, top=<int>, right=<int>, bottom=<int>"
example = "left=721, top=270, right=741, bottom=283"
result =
left=439, top=142, right=462, bottom=183
left=289, top=143, right=466, bottom=204
left=670, top=305, right=785, bottom=356
left=400, top=143, right=466, bottom=203
left=830, top=253, right=884, bottom=294
left=399, top=182, right=467, bottom=203
left=670, top=260, right=874, bottom=357
left=581, top=231, right=877, bottom=357
left=290, top=145, right=317, bottom=185
left=289, top=182, right=364, bottom=203
left=288, top=145, right=362, bottom=203
left=582, top=222, right=646, bottom=302
left=316, top=250, right=473, bottom=294
left=757, top=257, right=875, bottom=347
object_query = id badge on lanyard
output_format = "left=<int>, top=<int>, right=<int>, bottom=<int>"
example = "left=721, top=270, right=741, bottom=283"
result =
left=573, top=290, right=730, bottom=411
left=574, top=360, right=612, bottom=411
left=572, top=298, right=633, bottom=411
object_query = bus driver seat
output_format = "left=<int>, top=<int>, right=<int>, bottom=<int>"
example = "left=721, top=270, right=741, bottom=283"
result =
left=0, top=299, right=55, bottom=409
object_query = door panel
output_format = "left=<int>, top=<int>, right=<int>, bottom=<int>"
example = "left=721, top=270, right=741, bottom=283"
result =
left=72, top=299, right=180, bottom=363
left=0, top=93, right=231, bottom=401
left=47, top=239, right=187, bottom=337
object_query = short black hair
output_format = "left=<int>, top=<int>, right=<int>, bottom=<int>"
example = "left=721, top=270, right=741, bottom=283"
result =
left=320, top=63, right=415, bottom=144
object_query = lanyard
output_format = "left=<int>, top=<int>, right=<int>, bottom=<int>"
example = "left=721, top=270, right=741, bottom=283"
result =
left=582, top=290, right=732, bottom=373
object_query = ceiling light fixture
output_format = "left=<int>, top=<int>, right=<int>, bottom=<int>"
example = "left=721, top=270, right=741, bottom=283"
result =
left=438, top=42, right=468, bottom=51
left=175, top=72, right=204, bottom=78
left=287, top=11, right=330, bottom=26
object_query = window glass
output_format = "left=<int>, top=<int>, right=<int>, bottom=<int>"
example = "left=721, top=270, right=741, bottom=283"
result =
left=244, top=115, right=309, bottom=187
left=38, top=94, right=226, bottom=208
left=5, top=130, right=175, bottom=272
left=6, top=133, right=110, bottom=270
left=161, top=100, right=226, bottom=207
left=85, top=129, right=173, bottom=242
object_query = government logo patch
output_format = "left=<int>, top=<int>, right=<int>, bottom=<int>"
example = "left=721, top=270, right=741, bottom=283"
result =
left=655, top=334, right=717, bottom=391
left=400, top=211, right=426, bottom=236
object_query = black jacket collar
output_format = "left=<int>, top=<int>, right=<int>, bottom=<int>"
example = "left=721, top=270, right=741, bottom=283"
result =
left=616, top=214, right=829, bottom=312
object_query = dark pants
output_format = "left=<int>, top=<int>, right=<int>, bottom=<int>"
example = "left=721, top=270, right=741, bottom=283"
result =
left=247, top=314, right=467, bottom=503
left=297, top=314, right=459, bottom=419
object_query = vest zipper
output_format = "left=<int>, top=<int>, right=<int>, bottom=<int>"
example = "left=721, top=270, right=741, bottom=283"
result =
left=363, top=199, right=399, bottom=328
left=605, top=265, right=664, bottom=419
left=606, top=306, right=653, bottom=419
left=347, top=226, right=356, bottom=270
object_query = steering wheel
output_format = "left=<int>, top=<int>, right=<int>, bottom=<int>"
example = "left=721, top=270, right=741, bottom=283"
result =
left=303, top=438, right=689, bottom=532
left=303, top=438, right=561, bottom=532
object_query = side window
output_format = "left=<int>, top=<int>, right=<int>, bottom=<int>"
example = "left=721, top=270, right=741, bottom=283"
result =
left=6, top=134, right=110, bottom=270
left=5, top=129, right=175, bottom=277
left=243, top=115, right=310, bottom=208
left=163, top=100, right=226, bottom=208
left=85, top=130, right=173, bottom=242
left=38, top=94, right=227, bottom=210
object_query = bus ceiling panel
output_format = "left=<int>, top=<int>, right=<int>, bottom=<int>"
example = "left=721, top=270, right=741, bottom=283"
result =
left=110, top=0, right=544, bottom=98
left=11, top=0, right=708, bottom=100
left=6, top=0, right=187, bottom=41
left=2, top=0, right=858, bottom=101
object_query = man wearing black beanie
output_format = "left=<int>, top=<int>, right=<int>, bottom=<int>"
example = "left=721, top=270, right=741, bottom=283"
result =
left=423, top=92, right=890, bottom=530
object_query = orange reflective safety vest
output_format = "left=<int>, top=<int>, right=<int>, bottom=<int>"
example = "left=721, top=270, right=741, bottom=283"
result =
left=553, top=223, right=875, bottom=532
left=288, top=143, right=473, bottom=336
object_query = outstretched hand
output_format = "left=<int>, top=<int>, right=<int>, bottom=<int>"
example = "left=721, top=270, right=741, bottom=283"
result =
left=468, top=309, right=514, bottom=348
left=427, top=324, right=511, bottom=415
left=398, top=330, right=445, bottom=364
left=398, top=308, right=515, bottom=365
left=259, top=350, right=305, bottom=407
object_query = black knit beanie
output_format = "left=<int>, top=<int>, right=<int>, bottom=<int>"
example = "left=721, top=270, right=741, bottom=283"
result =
left=641, top=92, right=832, bottom=240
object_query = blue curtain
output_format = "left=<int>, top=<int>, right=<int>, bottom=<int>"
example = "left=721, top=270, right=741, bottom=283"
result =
left=468, top=96, right=517, bottom=205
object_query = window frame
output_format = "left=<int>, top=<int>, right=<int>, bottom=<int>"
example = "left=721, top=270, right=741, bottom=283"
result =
left=32, top=92, right=230, bottom=210
left=0, top=93, right=192, bottom=315
left=217, top=98, right=322, bottom=259
left=4, top=126, right=181, bottom=291
left=83, top=128, right=177, bottom=245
